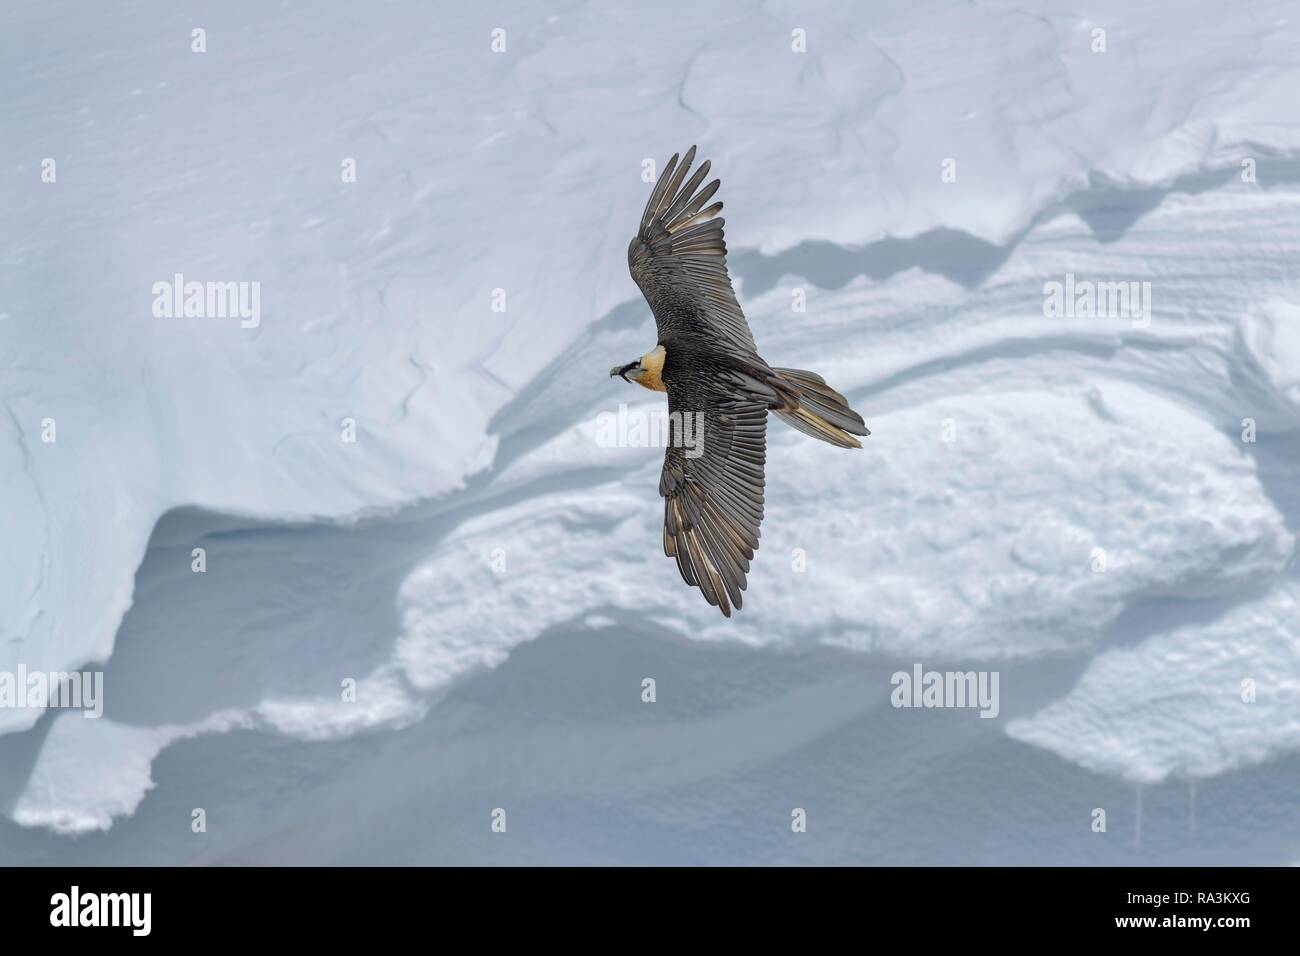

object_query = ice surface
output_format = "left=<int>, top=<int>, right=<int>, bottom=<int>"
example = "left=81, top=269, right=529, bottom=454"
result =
left=1007, top=581, right=1300, bottom=785
left=2, top=0, right=1299, bottom=860
left=398, top=380, right=1292, bottom=679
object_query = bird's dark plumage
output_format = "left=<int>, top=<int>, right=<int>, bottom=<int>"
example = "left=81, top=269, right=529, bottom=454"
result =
left=621, top=146, right=869, bottom=616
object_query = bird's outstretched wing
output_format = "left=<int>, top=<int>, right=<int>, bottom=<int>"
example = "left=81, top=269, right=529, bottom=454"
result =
left=628, top=146, right=758, bottom=358
left=659, top=387, right=767, bottom=617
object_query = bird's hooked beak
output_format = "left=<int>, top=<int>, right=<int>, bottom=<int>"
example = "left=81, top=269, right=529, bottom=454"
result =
left=610, top=360, right=640, bottom=383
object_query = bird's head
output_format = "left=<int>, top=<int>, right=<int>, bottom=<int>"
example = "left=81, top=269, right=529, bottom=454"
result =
left=609, top=345, right=667, bottom=392
left=610, top=359, right=642, bottom=383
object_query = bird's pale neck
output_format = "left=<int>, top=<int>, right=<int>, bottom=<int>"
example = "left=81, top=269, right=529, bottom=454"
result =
left=636, top=345, right=667, bottom=392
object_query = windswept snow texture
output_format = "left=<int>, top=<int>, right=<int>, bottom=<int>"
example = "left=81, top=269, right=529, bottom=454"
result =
left=2, top=0, right=1300, bottom=862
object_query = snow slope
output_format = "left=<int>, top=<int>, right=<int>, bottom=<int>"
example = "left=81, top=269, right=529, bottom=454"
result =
left=1, top=0, right=1299, bottom=858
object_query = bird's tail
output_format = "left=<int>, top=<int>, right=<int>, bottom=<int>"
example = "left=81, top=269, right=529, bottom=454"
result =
left=770, top=367, right=869, bottom=449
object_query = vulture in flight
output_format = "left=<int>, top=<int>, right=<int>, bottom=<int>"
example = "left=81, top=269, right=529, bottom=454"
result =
left=611, top=146, right=869, bottom=617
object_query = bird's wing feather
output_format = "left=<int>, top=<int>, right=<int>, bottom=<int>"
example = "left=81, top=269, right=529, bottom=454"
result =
left=660, top=388, right=767, bottom=617
left=628, top=146, right=759, bottom=358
